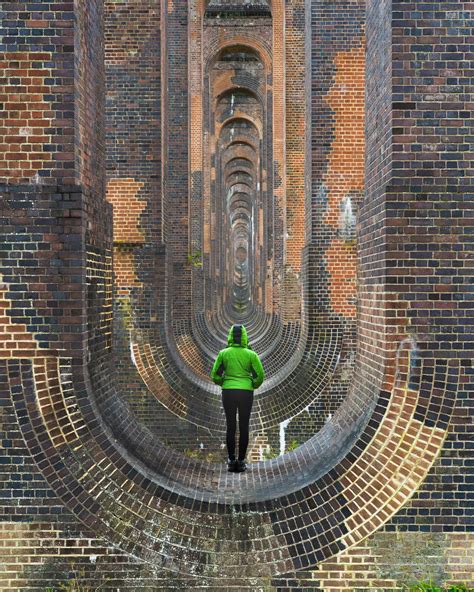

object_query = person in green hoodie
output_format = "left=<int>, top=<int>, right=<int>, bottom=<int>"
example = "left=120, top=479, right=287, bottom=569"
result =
left=210, top=325, right=265, bottom=473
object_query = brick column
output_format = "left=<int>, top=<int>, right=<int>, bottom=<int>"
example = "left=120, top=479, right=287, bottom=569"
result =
left=365, top=0, right=471, bottom=393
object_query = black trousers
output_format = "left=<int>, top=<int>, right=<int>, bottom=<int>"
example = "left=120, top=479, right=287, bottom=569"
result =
left=222, top=389, right=254, bottom=461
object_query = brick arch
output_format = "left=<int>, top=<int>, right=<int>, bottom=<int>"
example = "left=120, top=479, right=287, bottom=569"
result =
left=226, top=172, right=254, bottom=187
left=206, top=38, right=272, bottom=73
left=206, top=35, right=268, bottom=324
left=203, top=0, right=273, bottom=12
left=225, top=163, right=255, bottom=177
left=226, top=178, right=256, bottom=195
left=229, top=198, right=253, bottom=213
left=224, top=145, right=258, bottom=162
left=216, top=87, right=261, bottom=103
left=218, top=113, right=262, bottom=133
left=218, top=115, right=263, bottom=137
left=225, top=139, right=258, bottom=151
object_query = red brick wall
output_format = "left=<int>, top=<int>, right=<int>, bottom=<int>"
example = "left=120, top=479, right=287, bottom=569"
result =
left=75, top=0, right=106, bottom=197
left=0, top=5, right=75, bottom=185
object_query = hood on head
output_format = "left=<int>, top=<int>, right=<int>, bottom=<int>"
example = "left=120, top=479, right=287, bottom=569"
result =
left=227, top=324, right=248, bottom=347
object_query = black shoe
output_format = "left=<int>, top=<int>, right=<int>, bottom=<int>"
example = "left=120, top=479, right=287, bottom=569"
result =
left=235, top=459, right=247, bottom=473
left=227, top=459, right=237, bottom=472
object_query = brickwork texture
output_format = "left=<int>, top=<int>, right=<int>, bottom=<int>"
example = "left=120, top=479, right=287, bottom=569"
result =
left=0, top=0, right=472, bottom=590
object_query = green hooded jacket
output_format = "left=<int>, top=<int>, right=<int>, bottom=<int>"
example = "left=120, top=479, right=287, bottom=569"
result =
left=210, top=325, right=265, bottom=391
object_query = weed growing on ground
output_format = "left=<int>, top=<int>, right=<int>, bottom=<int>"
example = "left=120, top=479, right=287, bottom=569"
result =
left=404, top=581, right=474, bottom=591
left=42, top=563, right=109, bottom=592
left=183, top=447, right=222, bottom=462
left=262, top=439, right=299, bottom=459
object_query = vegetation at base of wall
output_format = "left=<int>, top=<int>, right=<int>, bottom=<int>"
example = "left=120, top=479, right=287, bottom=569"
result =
left=286, top=439, right=299, bottom=452
left=43, top=582, right=106, bottom=592
left=43, top=581, right=107, bottom=592
left=183, top=447, right=222, bottom=462
left=42, top=578, right=474, bottom=592
left=187, top=249, right=203, bottom=267
left=404, top=582, right=474, bottom=592
left=234, top=298, right=246, bottom=311
left=262, top=439, right=299, bottom=460
left=116, top=295, right=133, bottom=330
left=42, top=563, right=109, bottom=592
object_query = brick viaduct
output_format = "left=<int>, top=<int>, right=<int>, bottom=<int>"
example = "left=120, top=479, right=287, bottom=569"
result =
left=0, top=1, right=472, bottom=589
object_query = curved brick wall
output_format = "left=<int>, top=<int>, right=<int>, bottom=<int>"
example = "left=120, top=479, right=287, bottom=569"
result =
left=1, top=0, right=472, bottom=588
left=1, top=282, right=458, bottom=576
